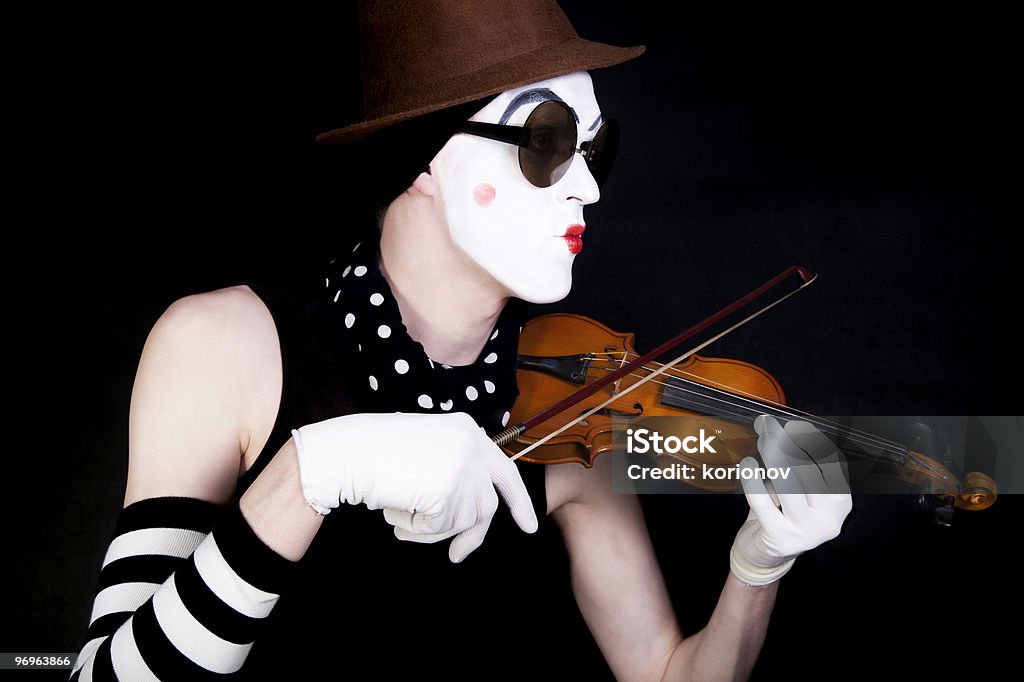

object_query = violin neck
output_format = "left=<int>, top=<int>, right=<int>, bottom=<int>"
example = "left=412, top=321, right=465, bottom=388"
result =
left=660, top=375, right=911, bottom=466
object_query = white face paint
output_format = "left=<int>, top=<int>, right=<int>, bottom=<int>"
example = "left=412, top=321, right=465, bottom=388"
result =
left=429, top=71, right=603, bottom=304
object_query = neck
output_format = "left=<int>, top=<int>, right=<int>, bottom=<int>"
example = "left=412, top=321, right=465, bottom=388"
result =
left=379, top=186, right=510, bottom=366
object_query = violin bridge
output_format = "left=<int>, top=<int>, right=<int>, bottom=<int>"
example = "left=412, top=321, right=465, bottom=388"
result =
left=612, top=353, right=628, bottom=394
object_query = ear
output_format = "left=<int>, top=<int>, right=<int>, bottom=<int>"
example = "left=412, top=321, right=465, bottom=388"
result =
left=412, top=168, right=438, bottom=197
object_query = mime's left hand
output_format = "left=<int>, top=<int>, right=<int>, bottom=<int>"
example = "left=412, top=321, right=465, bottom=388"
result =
left=730, top=415, right=853, bottom=585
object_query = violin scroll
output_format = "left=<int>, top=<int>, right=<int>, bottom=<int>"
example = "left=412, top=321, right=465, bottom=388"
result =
left=958, top=471, right=998, bottom=511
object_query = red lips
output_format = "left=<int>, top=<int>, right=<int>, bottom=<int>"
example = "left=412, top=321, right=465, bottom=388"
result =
left=563, top=224, right=586, bottom=254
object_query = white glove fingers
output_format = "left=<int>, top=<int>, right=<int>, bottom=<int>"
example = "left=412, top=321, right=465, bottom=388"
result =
left=734, top=420, right=853, bottom=586
left=739, top=457, right=784, bottom=523
left=392, top=496, right=486, bottom=544
left=448, top=520, right=490, bottom=563
left=775, top=492, right=813, bottom=521
left=755, top=418, right=811, bottom=497
left=484, top=444, right=539, bottom=534
left=784, top=420, right=851, bottom=495
left=383, top=508, right=451, bottom=535
left=776, top=436, right=831, bottom=500
left=752, top=414, right=775, bottom=436
left=295, top=411, right=540, bottom=550
left=383, top=508, right=412, bottom=530
left=784, top=420, right=837, bottom=459
left=818, top=462, right=851, bottom=497
left=394, top=525, right=459, bottom=544
left=814, top=492, right=853, bottom=519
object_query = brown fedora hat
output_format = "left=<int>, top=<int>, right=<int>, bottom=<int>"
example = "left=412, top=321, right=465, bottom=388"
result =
left=315, top=0, right=645, bottom=145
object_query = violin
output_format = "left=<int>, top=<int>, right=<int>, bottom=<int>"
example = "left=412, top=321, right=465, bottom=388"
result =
left=501, top=312, right=998, bottom=522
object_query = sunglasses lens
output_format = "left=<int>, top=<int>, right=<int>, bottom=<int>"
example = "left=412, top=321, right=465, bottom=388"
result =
left=517, top=101, right=619, bottom=188
left=519, top=101, right=576, bottom=187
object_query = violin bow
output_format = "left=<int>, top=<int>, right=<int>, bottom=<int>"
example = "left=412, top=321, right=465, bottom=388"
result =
left=492, top=265, right=817, bottom=460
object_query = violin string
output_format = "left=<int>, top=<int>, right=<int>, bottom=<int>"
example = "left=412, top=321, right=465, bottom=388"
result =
left=534, top=352, right=947, bottom=480
left=631, top=367, right=944, bottom=478
left=615, top=360, right=908, bottom=455
left=508, top=304, right=779, bottom=461
left=591, top=363, right=935, bottom=473
left=511, top=276, right=913, bottom=466
left=586, top=350, right=901, bottom=450
left=583, top=353, right=912, bottom=456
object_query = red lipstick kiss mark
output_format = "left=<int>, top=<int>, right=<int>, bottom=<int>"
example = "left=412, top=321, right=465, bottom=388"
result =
left=473, top=183, right=496, bottom=207
left=563, top=224, right=586, bottom=254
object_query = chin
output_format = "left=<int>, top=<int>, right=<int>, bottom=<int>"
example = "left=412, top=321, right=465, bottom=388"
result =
left=510, top=274, right=573, bottom=304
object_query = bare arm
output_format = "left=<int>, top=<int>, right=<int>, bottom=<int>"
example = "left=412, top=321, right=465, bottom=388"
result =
left=125, top=284, right=321, bottom=558
left=547, top=455, right=776, bottom=682
left=662, top=574, right=776, bottom=682
left=71, top=286, right=321, bottom=679
left=239, top=436, right=324, bottom=560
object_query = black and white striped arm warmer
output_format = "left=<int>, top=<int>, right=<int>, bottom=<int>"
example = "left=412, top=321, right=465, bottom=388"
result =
left=71, top=497, right=294, bottom=681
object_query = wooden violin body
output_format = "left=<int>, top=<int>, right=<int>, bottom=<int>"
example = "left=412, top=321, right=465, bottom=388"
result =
left=506, top=313, right=997, bottom=513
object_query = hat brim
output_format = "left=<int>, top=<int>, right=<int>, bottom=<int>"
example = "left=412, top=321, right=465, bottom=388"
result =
left=315, top=38, right=645, bottom=145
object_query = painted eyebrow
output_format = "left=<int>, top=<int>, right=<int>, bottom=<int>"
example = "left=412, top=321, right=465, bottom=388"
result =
left=499, top=88, right=580, bottom=125
left=588, top=114, right=602, bottom=132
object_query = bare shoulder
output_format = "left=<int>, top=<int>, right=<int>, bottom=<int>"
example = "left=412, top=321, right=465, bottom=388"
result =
left=157, top=284, right=275, bottom=333
left=124, top=285, right=282, bottom=507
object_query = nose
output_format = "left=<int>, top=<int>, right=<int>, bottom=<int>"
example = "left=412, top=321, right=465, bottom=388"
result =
left=562, top=152, right=601, bottom=206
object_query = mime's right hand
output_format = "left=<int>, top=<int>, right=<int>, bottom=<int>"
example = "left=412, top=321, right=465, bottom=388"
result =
left=292, top=412, right=537, bottom=562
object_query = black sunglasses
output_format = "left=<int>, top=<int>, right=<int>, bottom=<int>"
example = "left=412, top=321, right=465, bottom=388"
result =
left=455, top=100, right=619, bottom=188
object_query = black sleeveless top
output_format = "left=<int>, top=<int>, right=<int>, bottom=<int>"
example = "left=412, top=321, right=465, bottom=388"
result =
left=231, top=249, right=608, bottom=678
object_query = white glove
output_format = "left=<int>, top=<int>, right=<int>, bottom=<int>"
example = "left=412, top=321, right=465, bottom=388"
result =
left=292, top=411, right=538, bottom=562
left=730, top=415, right=852, bottom=586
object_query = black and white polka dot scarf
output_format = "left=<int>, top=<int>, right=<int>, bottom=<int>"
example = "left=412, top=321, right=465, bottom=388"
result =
left=324, top=236, right=526, bottom=436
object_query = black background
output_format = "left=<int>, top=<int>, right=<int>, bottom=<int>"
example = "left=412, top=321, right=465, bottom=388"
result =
left=8, top=2, right=1019, bottom=679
